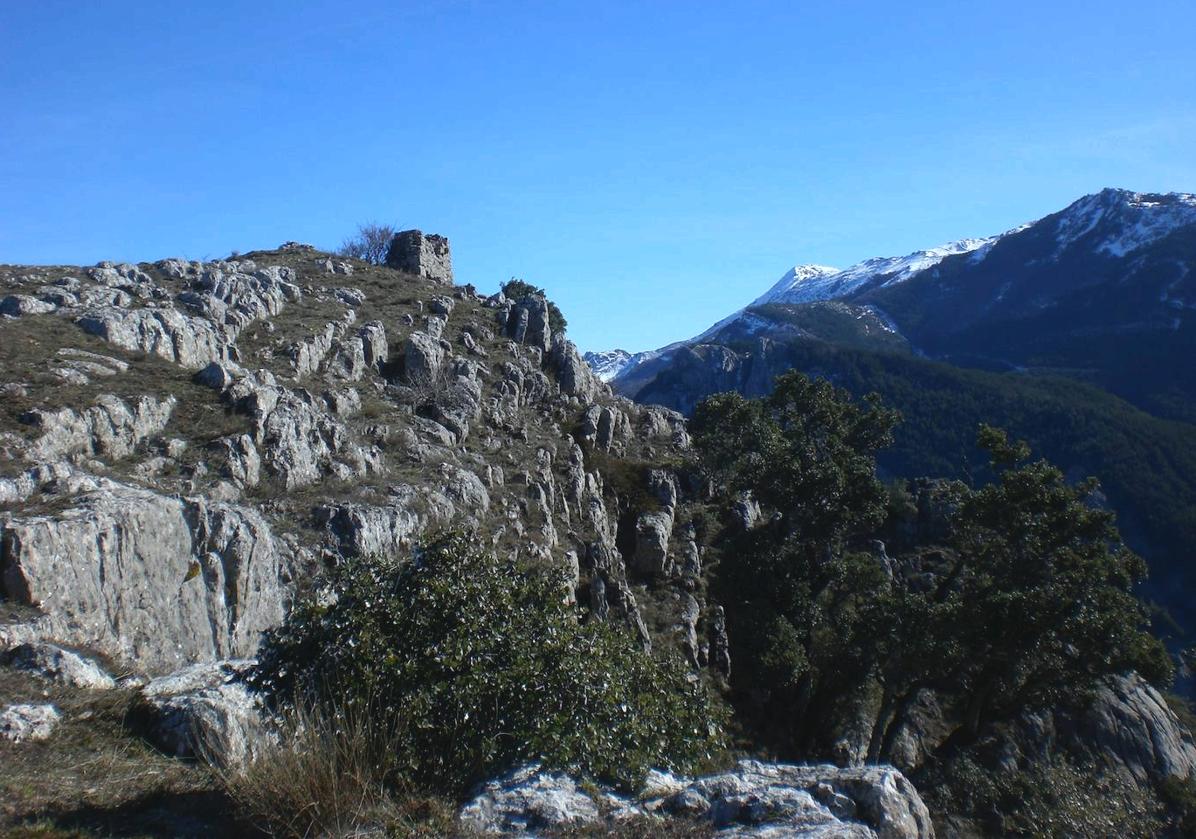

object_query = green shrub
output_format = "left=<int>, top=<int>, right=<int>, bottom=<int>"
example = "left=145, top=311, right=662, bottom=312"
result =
left=924, top=752, right=1164, bottom=837
left=252, top=533, right=724, bottom=794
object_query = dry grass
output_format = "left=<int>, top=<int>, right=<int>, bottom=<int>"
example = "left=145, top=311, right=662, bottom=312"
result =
left=0, top=667, right=244, bottom=838
left=211, top=697, right=455, bottom=839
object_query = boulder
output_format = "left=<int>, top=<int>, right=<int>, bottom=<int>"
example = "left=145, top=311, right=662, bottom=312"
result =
left=458, top=765, right=601, bottom=835
left=404, top=332, right=445, bottom=385
left=506, top=296, right=552, bottom=351
left=358, top=321, right=388, bottom=371
left=1059, top=673, right=1196, bottom=785
left=658, top=761, right=933, bottom=839
left=0, top=703, right=61, bottom=743
left=1, top=642, right=115, bottom=690
left=138, top=660, right=269, bottom=770
left=548, top=334, right=601, bottom=402
left=1, top=294, right=57, bottom=317
left=632, top=510, right=674, bottom=576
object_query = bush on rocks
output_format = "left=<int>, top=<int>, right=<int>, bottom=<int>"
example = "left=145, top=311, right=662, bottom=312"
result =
left=250, top=533, right=725, bottom=795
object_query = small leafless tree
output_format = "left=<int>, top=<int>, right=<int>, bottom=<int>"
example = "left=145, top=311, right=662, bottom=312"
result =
left=338, top=222, right=397, bottom=265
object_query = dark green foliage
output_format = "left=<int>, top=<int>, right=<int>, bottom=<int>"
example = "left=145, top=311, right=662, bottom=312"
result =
left=649, top=336, right=1196, bottom=635
left=691, top=372, right=900, bottom=752
left=691, top=372, right=899, bottom=545
left=1158, top=774, right=1196, bottom=836
left=865, top=428, right=1171, bottom=760
left=502, top=278, right=568, bottom=333
left=252, top=534, right=724, bottom=794
left=923, top=751, right=1165, bottom=837
left=692, top=374, right=1171, bottom=768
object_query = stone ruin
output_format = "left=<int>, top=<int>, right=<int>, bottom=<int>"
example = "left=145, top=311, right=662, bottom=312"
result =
left=385, top=229, right=453, bottom=285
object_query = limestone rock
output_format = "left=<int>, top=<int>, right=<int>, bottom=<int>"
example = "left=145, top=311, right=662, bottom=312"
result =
left=1, top=642, right=115, bottom=690
left=226, top=372, right=382, bottom=490
left=138, top=660, right=269, bottom=770
left=506, top=296, right=552, bottom=352
left=77, top=307, right=230, bottom=369
left=1060, top=673, right=1196, bottom=785
left=0, top=703, right=61, bottom=743
left=632, top=510, right=674, bottom=577
left=658, top=761, right=933, bottom=839
left=358, top=321, right=388, bottom=371
left=458, top=765, right=600, bottom=835
left=404, top=332, right=445, bottom=385
left=24, top=394, right=176, bottom=462
left=678, top=593, right=700, bottom=667
left=319, top=486, right=456, bottom=558
left=1, top=481, right=288, bottom=675
left=548, top=334, right=601, bottom=402
left=1, top=294, right=57, bottom=317
left=458, top=761, right=933, bottom=838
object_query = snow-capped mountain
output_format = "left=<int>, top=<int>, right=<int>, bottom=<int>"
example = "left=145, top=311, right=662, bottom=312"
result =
left=752, top=239, right=1001, bottom=307
left=593, top=188, right=1196, bottom=427
left=582, top=349, right=659, bottom=382
left=1049, top=188, right=1196, bottom=259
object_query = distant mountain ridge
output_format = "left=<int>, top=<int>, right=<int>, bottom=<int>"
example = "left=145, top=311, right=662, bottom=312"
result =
left=587, top=187, right=1196, bottom=637
left=596, top=187, right=1196, bottom=419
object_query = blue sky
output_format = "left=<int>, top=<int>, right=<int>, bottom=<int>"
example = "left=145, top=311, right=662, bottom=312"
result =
left=3, top=1, right=1194, bottom=352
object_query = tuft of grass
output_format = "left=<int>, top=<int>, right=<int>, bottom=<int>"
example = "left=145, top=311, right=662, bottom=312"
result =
left=211, top=695, right=455, bottom=839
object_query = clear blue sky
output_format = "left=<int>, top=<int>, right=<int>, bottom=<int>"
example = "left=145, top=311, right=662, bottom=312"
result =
left=3, top=1, right=1194, bottom=352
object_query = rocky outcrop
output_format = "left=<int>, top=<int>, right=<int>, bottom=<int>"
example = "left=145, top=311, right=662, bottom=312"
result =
left=77, top=307, right=231, bottom=369
left=1, top=642, right=115, bottom=690
left=404, top=331, right=446, bottom=384
left=224, top=369, right=382, bottom=489
left=1, top=294, right=57, bottom=317
left=458, top=765, right=601, bottom=835
left=137, top=660, right=269, bottom=770
left=1056, top=674, right=1196, bottom=785
left=632, top=509, right=674, bottom=576
left=23, top=395, right=175, bottom=462
left=318, top=484, right=458, bottom=558
left=457, top=761, right=934, bottom=838
left=1, top=481, right=289, bottom=675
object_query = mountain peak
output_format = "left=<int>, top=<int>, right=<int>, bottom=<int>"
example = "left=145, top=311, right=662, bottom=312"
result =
left=752, top=236, right=999, bottom=308
left=1052, top=188, right=1196, bottom=258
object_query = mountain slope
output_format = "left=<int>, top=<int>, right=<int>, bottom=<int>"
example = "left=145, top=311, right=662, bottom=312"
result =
left=599, top=187, right=1196, bottom=635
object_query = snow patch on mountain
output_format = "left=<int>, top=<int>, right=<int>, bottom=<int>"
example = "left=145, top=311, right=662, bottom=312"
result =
left=1052, top=189, right=1196, bottom=259
left=755, top=238, right=999, bottom=307
left=583, top=349, right=656, bottom=382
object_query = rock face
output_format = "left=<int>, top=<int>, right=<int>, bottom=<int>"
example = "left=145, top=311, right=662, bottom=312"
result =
left=1, top=482, right=289, bottom=675
left=457, top=761, right=934, bottom=838
left=1050, top=674, right=1196, bottom=785
left=24, top=395, right=175, bottom=461
left=0, top=242, right=690, bottom=693
left=385, top=229, right=453, bottom=285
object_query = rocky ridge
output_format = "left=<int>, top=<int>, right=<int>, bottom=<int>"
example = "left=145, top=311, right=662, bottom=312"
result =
left=0, top=232, right=860, bottom=834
